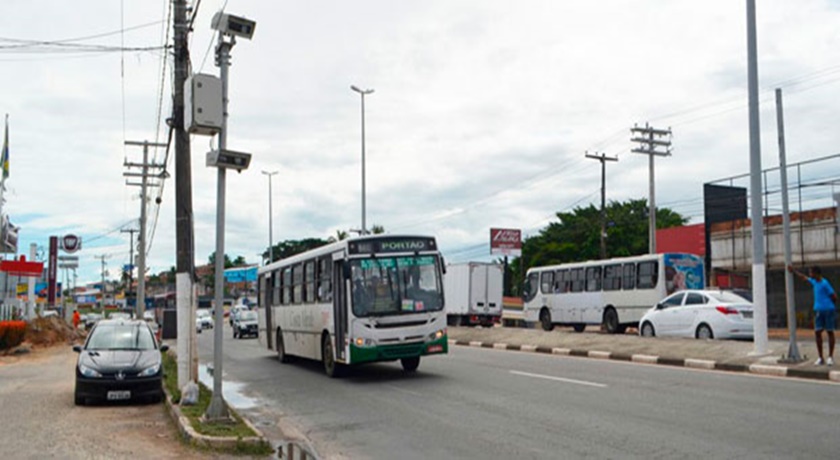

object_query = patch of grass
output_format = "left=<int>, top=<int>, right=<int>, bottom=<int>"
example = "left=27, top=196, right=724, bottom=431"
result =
left=161, top=352, right=272, bottom=457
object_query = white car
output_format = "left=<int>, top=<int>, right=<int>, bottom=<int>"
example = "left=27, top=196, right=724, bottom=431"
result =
left=639, top=289, right=754, bottom=340
left=196, top=309, right=214, bottom=330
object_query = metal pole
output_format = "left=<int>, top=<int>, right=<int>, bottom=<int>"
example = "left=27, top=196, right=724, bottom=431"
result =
left=776, top=88, right=801, bottom=361
left=206, top=32, right=232, bottom=421
left=361, top=92, right=366, bottom=235
left=747, top=0, right=768, bottom=354
left=262, top=171, right=277, bottom=263
left=648, top=129, right=657, bottom=254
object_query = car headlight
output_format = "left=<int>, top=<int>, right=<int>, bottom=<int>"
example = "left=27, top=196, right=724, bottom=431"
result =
left=428, top=328, right=446, bottom=341
left=138, top=364, right=161, bottom=377
left=79, top=364, right=102, bottom=378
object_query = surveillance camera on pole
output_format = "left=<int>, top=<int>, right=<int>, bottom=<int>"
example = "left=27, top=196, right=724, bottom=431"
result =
left=211, top=12, right=256, bottom=40
left=206, top=149, right=252, bottom=173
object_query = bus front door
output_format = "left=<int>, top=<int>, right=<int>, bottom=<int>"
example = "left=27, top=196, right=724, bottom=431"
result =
left=333, top=261, right=348, bottom=362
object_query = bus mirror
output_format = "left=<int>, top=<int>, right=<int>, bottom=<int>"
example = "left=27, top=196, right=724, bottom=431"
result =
left=441, top=257, right=447, bottom=274
left=342, top=261, right=351, bottom=280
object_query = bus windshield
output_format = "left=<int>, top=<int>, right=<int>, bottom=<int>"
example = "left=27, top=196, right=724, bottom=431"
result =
left=350, top=255, right=443, bottom=317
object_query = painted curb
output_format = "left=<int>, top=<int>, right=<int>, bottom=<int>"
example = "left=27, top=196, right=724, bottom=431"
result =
left=453, top=340, right=835, bottom=382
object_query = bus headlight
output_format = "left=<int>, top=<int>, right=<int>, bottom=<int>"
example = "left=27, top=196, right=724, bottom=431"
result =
left=354, top=337, right=375, bottom=347
left=428, top=328, right=446, bottom=341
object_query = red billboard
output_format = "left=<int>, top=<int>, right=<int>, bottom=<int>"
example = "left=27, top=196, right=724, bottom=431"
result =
left=490, top=228, right=522, bottom=256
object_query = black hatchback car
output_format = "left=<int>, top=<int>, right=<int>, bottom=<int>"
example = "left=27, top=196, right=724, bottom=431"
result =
left=73, top=319, right=169, bottom=405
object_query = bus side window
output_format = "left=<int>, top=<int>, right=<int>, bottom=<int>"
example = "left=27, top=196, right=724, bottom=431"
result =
left=540, top=271, right=554, bottom=294
left=304, top=260, right=316, bottom=304
left=622, top=263, right=636, bottom=290
left=523, top=272, right=539, bottom=302
left=570, top=268, right=584, bottom=292
left=282, top=268, right=292, bottom=305
left=637, top=261, right=658, bottom=289
left=555, top=270, right=568, bottom=293
left=604, top=264, right=621, bottom=291
left=273, top=270, right=281, bottom=306
left=318, top=257, right=332, bottom=302
left=586, top=266, right=602, bottom=291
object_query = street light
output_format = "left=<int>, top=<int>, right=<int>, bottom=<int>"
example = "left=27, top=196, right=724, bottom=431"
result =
left=261, top=170, right=278, bottom=264
left=351, top=85, right=374, bottom=235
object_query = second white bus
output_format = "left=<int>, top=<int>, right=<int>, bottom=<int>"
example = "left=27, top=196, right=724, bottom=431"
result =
left=522, top=253, right=704, bottom=333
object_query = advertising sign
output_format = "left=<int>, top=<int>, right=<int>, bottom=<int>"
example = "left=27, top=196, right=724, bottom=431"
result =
left=490, top=228, right=522, bottom=256
left=60, top=234, right=82, bottom=253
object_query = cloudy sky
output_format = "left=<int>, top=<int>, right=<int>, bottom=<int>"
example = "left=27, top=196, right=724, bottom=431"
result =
left=2, top=0, right=840, bottom=285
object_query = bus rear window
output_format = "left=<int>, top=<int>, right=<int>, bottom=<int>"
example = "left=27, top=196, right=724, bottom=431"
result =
left=637, top=261, right=658, bottom=289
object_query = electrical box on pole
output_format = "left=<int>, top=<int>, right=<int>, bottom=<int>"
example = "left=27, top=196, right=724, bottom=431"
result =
left=185, top=74, right=223, bottom=136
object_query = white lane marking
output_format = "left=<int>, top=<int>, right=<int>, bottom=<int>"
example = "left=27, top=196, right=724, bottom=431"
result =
left=510, top=370, right=607, bottom=388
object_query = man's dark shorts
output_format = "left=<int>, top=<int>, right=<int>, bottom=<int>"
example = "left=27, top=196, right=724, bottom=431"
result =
left=815, top=310, right=837, bottom=332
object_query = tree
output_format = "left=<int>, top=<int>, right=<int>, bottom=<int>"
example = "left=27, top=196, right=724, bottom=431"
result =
left=371, top=224, right=385, bottom=234
left=509, top=198, right=686, bottom=295
left=263, top=238, right=330, bottom=264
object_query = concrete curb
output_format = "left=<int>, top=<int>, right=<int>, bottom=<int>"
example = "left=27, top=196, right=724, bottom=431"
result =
left=162, top=385, right=269, bottom=452
left=452, top=340, right=838, bottom=382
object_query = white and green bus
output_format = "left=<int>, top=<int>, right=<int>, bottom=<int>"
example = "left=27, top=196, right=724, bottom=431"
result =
left=257, top=235, right=448, bottom=377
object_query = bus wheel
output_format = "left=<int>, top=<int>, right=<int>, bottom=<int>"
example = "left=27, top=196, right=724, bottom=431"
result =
left=603, top=308, right=619, bottom=334
left=401, top=357, right=420, bottom=372
left=322, top=334, right=343, bottom=378
left=572, top=324, right=586, bottom=333
left=276, top=329, right=291, bottom=363
left=539, top=309, right=554, bottom=331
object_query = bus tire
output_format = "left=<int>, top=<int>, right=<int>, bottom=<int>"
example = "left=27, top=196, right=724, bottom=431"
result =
left=603, top=308, right=619, bottom=334
left=572, top=324, right=586, bottom=333
left=401, top=357, right=420, bottom=372
left=641, top=322, right=655, bottom=337
left=539, top=308, right=554, bottom=331
left=276, top=328, right=291, bottom=363
left=322, top=333, right=343, bottom=378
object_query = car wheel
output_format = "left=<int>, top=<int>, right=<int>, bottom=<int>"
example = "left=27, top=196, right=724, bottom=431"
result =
left=603, top=308, right=619, bottom=334
left=322, top=334, right=343, bottom=378
left=401, top=357, right=420, bottom=372
left=572, top=324, right=586, bottom=333
left=696, top=324, right=714, bottom=340
left=641, top=322, right=655, bottom=337
left=539, top=308, right=554, bottom=331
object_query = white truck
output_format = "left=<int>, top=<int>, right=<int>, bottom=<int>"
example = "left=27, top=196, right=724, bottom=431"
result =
left=444, top=262, right=504, bottom=327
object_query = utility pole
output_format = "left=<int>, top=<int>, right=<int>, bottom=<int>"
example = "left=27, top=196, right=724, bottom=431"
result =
left=124, top=140, right=167, bottom=319
left=585, top=151, right=618, bottom=259
left=775, top=88, right=801, bottom=362
left=120, top=226, right=138, bottom=306
left=94, top=254, right=110, bottom=312
left=174, top=0, right=199, bottom=390
left=351, top=85, right=374, bottom=235
left=746, top=0, right=768, bottom=355
left=631, top=123, right=672, bottom=254
left=261, top=170, right=278, bottom=264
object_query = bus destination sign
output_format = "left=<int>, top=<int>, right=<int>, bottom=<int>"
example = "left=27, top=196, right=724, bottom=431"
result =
left=349, top=237, right=437, bottom=255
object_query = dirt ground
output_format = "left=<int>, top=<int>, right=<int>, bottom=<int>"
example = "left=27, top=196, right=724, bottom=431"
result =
left=0, top=313, right=256, bottom=460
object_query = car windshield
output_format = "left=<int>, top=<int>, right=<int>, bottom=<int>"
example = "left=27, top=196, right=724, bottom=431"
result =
left=350, top=255, right=443, bottom=317
left=86, top=323, right=157, bottom=351
left=197, top=310, right=210, bottom=318
left=708, top=291, right=752, bottom=304
left=239, top=311, right=257, bottom=321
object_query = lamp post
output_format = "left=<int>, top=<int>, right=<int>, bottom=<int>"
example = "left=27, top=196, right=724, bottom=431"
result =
left=261, top=170, right=278, bottom=264
left=350, top=85, right=374, bottom=235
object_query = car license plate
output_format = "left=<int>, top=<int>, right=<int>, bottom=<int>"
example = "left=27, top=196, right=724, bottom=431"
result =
left=741, top=311, right=753, bottom=318
left=107, top=390, right=131, bottom=401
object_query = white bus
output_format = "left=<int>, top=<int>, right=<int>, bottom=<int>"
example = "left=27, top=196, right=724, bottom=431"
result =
left=522, top=253, right=704, bottom=333
left=257, top=235, right=448, bottom=377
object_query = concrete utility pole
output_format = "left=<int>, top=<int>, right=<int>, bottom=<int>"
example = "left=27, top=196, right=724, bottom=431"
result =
left=123, top=140, right=167, bottom=319
left=120, top=226, right=138, bottom=304
left=775, top=88, right=801, bottom=362
left=94, top=254, right=110, bottom=311
left=261, top=170, right=278, bottom=264
left=351, top=85, right=374, bottom=235
left=631, top=124, right=672, bottom=254
left=585, top=152, right=618, bottom=259
left=746, top=0, right=769, bottom=355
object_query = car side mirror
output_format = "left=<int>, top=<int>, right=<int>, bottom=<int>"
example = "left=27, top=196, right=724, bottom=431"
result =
left=656, top=303, right=664, bottom=310
left=72, top=345, right=82, bottom=353
left=160, top=344, right=170, bottom=352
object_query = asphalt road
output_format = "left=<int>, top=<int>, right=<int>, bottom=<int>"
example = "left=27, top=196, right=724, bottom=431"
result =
left=198, top=326, right=840, bottom=460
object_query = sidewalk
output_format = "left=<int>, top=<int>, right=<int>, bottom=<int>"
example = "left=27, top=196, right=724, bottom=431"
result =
left=448, top=326, right=840, bottom=382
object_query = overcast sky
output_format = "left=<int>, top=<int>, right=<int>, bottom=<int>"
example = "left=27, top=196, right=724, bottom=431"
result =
left=2, top=0, right=840, bottom=285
